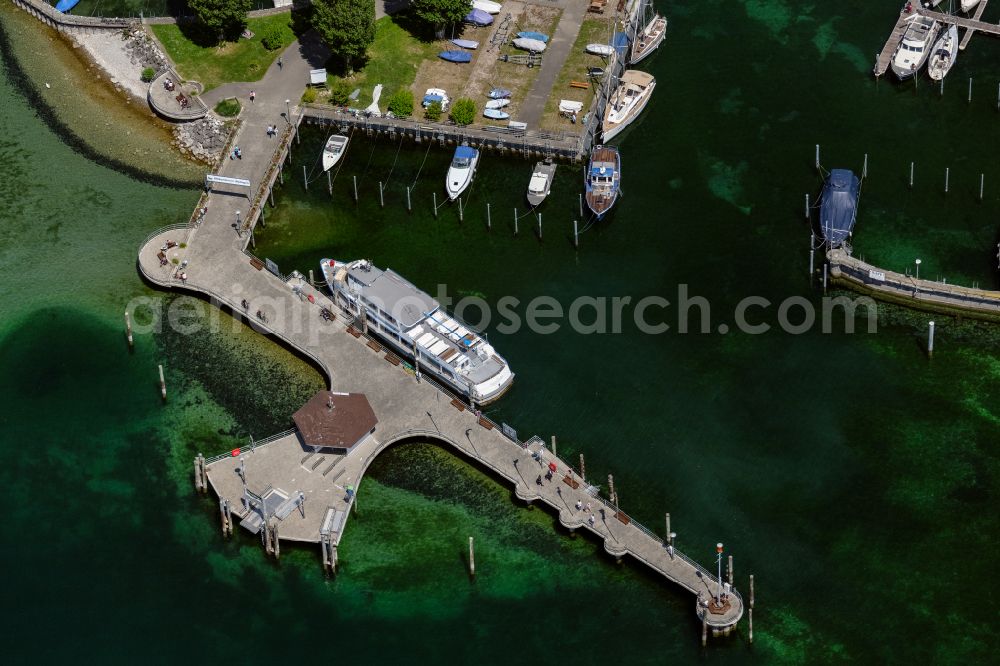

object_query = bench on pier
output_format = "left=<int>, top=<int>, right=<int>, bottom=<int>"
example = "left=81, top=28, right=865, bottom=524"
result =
left=249, top=257, right=264, bottom=271
left=587, top=0, right=606, bottom=13
left=450, top=398, right=466, bottom=412
left=569, top=81, right=590, bottom=89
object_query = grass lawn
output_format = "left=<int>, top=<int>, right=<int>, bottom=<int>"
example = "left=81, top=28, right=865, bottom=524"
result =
left=151, top=14, right=297, bottom=91
left=327, top=16, right=438, bottom=109
left=540, top=16, right=614, bottom=130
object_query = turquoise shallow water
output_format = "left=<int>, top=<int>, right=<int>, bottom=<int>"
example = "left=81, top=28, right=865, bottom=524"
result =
left=1, top=1, right=999, bottom=662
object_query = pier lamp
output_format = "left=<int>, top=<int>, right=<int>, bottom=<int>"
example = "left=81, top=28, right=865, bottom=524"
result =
left=915, top=258, right=921, bottom=280
left=285, top=99, right=291, bottom=124
left=716, top=543, right=724, bottom=605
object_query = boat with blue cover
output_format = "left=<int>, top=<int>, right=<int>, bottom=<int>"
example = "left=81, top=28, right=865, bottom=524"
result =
left=439, top=50, right=473, bottom=63
left=585, top=145, right=620, bottom=219
left=517, top=31, right=549, bottom=43
left=465, top=9, right=494, bottom=26
left=489, top=87, right=511, bottom=99
left=819, top=169, right=860, bottom=249
left=446, top=144, right=480, bottom=200
left=55, top=0, right=80, bottom=12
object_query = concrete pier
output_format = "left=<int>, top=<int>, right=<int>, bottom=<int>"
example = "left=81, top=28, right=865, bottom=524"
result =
left=134, top=36, right=743, bottom=637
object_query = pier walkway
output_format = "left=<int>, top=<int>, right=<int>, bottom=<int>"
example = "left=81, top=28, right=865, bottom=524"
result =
left=136, top=20, right=744, bottom=639
left=827, top=249, right=1000, bottom=320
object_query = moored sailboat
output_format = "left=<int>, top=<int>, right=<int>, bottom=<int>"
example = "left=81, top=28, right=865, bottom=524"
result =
left=602, top=70, right=655, bottom=141
left=629, top=14, right=667, bottom=64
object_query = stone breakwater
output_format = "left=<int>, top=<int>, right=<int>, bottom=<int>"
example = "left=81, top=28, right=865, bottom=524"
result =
left=173, top=115, right=232, bottom=164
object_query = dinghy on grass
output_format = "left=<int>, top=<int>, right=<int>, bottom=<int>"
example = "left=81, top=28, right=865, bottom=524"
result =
left=465, top=9, right=494, bottom=26
left=586, top=43, right=615, bottom=56
left=485, top=99, right=510, bottom=109
left=451, top=39, right=479, bottom=50
left=440, top=50, right=473, bottom=63
left=513, top=38, right=546, bottom=52
left=473, top=0, right=502, bottom=13
left=489, top=87, right=512, bottom=99
left=517, top=31, right=549, bottom=43
left=483, top=109, right=510, bottom=120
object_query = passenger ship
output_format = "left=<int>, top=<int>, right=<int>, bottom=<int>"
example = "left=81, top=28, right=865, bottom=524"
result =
left=321, top=258, right=514, bottom=405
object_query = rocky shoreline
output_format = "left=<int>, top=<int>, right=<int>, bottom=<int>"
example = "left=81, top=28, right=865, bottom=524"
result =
left=68, top=24, right=228, bottom=165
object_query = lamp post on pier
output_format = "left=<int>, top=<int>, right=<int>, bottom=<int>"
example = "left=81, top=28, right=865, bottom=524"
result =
left=915, top=258, right=922, bottom=281
left=285, top=99, right=291, bottom=124
left=715, top=542, right=724, bottom=605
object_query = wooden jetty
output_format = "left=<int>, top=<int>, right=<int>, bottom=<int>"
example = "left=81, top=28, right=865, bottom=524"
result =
left=874, top=1, right=1000, bottom=77
left=136, top=93, right=744, bottom=644
left=301, top=105, right=588, bottom=163
left=827, top=249, right=1000, bottom=321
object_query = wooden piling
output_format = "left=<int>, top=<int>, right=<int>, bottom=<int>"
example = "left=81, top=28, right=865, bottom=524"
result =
left=979, top=173, right=984, bottom=201
left=728, top=554, right=733, bottom=584
left=353, top=175, right=358, bottom=202
left=537, top=212, right=542, bottom=240
left=406, top=186, right=412, bottom=212
left=702, top=615, right=708, bottom=647
left=379, top=181, right=385, bottom=208
left=433, top=192, right=438, bottom=218
left=273, top=523, right=280, bottom=560
left=910, top=162, right=914, bottom=188
left=327, top=170, right=332, bottom=196
left=863, top=153, right=868, bottom=178
left=749, top=574, right=755, bottom=644
left=579, top=453, right=585, bottom=482
left=513, top=208, right=518, bottom=235
left=219, top=497, right=229, bottom=536
left=458, top=196, right=463, bottom=222
left=468, top=536, right=475, bottom=576
left=968, top=77, right=973, bottom=103
left=551, top=435, right=557, bottom=457
left=809, top=233, right=815, bottom=281
left=945, top=167, right=950, bottom=193
left=573, top=219, right=579, bottom=248
left=124, top=311, right=133, bottom=348
left=814, top=144, right=820, bottom=171
left=804, top=193, right=809, bottom=219
left=607, top=474, right=616, bottom=507
left=303, top=165, right=308, bottom=190
left=193, top=457, right=202, bottom=492
left=927, top=320, right=935, bottom=357
left=486, top=202, right=491, bottom=231
left=158, top=364, right=166, bottom=401
left=269, top=186, right=275, bottom=207
left=823, top=263, right=828, bottom=294
left=578, top=192, right=583, bottom=217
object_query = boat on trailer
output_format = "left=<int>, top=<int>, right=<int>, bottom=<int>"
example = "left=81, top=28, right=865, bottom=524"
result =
left=321, top=259, right=514, bottom=405
left=819, top=169, right=861, bottom=250
left=584, top=145, right=620, bottom=220
left=630, top=14, right=667, bottom=64
left=322, top=134, right=350, bottom=172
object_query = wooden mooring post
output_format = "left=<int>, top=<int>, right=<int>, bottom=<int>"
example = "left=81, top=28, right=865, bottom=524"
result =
left=814, top=144, right=820, bottom=171
left=927, top=320, right=935, bottom=358
left=379, top=181, right=385, bottom=208
left=513, top=208, right=519, bottom=235
left=968, top=77, right=973, bottom=103
left=537, top=212, right=542, bottom=240
left=468, top=536, right=475, bottom=577
left=749, top=574, right=755, bottom=644
left=945, top=167, right=950, bottom=194
left=353, top=175, right=358, bottom=202
left=124, top=311, right=133, bottom=349
left=573, top=219, right=579, bottom=248
left=303, top=165, right=308, bottom=190
left=327, top=170, right=332, bottom=197
left=486, top=202, right=491, bottom=231
left=158, top=364, right=166, bottom=401
left=727, top=554, right=733, bottom=584
left=550, top=435, right=557, bottom=457
left=979, top=173, right=984, bottom=201
left=910, top=161, right=914, bottom=188
left=809, top=233, right=815, bottom=282
left=579, top=453, right=585, bottom=482
left=804, top=193, right=809, bottom=219
left=406, top=186, right=412, bottom=212
left=433, top=192, right=438, bottom=218
left=458, top=196, right=463, bottom=222
left=578, top=192, right=583, bottom=217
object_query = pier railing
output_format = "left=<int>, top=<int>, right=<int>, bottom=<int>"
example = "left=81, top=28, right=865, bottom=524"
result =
left=204, top=427, right=298, bottom=465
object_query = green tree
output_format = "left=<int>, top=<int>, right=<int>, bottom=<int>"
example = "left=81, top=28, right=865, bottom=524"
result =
left=329, top=79, right=352, bottom=106
left=411, top=0, right=469, bottom=34
left=450, top=98, right=475, bottom=126
left=312, top=0, right=376, bottom=72
left=425, top=100, right=443, bottom=121
left=188, top=0, right=251, bottom=42
left=387, top=89, right=414, bottom=117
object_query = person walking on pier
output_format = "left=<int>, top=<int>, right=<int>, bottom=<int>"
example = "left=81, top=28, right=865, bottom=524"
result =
left=277, top=56, right=283, bottom=71
left=249, top=90, right=256, bottom=104
left=241, top=299, right=249, bottom=312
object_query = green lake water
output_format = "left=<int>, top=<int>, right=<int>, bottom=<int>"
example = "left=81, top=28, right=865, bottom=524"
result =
left=2, top=0, right=999, bottom=662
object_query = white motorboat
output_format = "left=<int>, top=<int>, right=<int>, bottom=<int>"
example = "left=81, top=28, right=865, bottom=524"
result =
left=322, top=134, right=349, bottom=172
left=526, top=159, right=556, bottom=206
left=321, top=259, right=514, bottom=405
left=602, top=70, right=655, bottom=141
left=890, top=15, right=939, bottom=80
left=961, top=0, right=981, bottom=12
left=927, top=24, right=958, bottom=81
left=446, top=144, right=479, bottom=200
left=473, top=0, right=501, bottom=14
left=630, top=14, right=667, bottom=64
